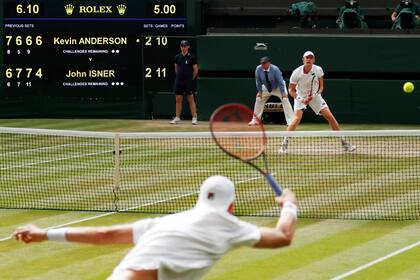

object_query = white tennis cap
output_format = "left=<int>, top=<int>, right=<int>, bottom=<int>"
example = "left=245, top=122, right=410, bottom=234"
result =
left=196, top=176, right=235, bottom=211
left=303, top=51, right=315, bottom=57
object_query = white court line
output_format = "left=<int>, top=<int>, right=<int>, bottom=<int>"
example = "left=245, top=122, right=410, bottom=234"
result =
left=330, top=240, right=420, bottom=280
left=0, top=144, right=72, bottom=156
left=0, top=174, right=264, bottom=242
left=0, top=144, right=141, bottom=171
left=0, top=149, right=115, bottom=171
left=0, top=193, right=192, bottom=242
left=0, top=142, right=124, bottom=157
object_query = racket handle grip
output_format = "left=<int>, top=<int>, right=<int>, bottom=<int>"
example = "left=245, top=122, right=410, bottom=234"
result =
left=265, top=173, right=282, bottom=196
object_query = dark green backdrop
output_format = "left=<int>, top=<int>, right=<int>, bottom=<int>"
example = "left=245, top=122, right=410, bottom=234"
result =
left=193, top=34, right=420, bottom=124
left=196, top=34, right=420, bottom=73
left=196, top=78, right=420, bottom=123
left=1, top=30, right=420, bottom=123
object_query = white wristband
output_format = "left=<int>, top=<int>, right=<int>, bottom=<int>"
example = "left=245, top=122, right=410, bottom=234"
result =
left=281, top=202, right=298, bottom=219
left=47, top=228, right=68, bottom=242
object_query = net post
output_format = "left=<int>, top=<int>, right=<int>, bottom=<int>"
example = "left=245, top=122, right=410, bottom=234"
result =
left=113, top=133, right=121, bottom=211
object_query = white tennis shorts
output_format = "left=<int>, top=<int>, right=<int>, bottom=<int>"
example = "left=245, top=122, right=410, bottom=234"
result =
left=294, top=94, right=328, bottom=115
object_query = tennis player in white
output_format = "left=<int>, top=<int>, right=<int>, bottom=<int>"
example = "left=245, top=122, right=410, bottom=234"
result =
left=13, top=176, right=298, bottom=280
left=279, top=51, right=356, bottom=154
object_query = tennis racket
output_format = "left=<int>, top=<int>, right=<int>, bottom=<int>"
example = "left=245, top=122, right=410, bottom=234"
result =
left=310, top=72, right=320, bottom=98
left=209, top=103, right=282, bottom=196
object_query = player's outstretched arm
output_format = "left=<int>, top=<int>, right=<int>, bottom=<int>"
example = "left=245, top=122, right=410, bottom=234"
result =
left=254, top=189, right=297, bottom=249
left=13, top=224, right=134, bottom=245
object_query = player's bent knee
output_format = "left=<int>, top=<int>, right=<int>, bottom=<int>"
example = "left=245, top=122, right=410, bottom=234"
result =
left=294, top=111, right=304, bottom=120
left=323, top=113, right=335, bottom=121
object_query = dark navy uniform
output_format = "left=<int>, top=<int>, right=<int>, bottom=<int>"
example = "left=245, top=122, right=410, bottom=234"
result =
left=174, top=52, right=197, bottom=95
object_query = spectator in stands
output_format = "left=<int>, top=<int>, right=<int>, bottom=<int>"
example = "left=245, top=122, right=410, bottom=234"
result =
left=248, top=57, right=294, bottom=126
left=336, top=0, right=368, bottom=30
left=170, top=40, right=199, bottom=125
left=391, top=0, right=420, bottom=29
left=289, top=1, right=317, bottom=28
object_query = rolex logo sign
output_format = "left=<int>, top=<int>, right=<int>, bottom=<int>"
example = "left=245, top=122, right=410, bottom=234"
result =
left=117, top=4, right=127, bottom=15
left=64, top=4, right=75, bottom=15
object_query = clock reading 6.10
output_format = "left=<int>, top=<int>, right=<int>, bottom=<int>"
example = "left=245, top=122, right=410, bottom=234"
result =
left=16, top=4, right=40, bottom=14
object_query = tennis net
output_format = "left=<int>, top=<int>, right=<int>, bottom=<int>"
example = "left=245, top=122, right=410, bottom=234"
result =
left=1, top=127, right=419, bottom=220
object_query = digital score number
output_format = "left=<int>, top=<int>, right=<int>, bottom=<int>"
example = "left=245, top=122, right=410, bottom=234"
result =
left=16, top=4, right=41, bottom=14
left=5, top=1, right=44, bottom=17
left=153, top=4, right=177, bottom=15
left=5, top=68, right=43, bottom=89
left=5, top=35, right=43, bottom=46
left=144, top=36, right=169, bottom=80
left=5, top=68, right=43, bottom=79
left=142, top=35, right=195, bottom=92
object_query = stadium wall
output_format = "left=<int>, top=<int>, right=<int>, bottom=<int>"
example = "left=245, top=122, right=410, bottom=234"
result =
left=196, top=34, right=420, bottom=73
left=1, top=33, right=419, bottom=122
left=195, top=34, right=420, bottom=124
left=197, top=78, right=420, bottom=123
left=0, top=7, right=3, bottom=103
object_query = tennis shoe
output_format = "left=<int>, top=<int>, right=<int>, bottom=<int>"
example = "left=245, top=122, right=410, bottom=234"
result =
left=192, top=117, right=198, bottom=125
left=170, top=117, right=181, bottom=124
left=278, top=142, right=288, bottom=154
left=342, top=141, right=356, bottom=152
left=248, top=119, right=258, bottom=126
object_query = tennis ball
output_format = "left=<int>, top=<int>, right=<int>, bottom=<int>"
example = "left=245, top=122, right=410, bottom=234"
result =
left=403, top=82, right=414, bottom=93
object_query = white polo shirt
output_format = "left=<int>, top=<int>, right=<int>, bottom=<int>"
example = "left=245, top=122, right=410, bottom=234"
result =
left=110, top=208, right=261, bottom=280
left=290, top=64, right=324, bottom=97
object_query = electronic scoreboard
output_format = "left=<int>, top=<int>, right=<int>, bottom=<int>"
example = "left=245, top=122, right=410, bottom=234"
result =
left=1, top=0, right=193, bottom=117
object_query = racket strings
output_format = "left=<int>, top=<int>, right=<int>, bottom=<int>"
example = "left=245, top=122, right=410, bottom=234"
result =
left=210, top=104, right=266, bottom=161
left=215, top=135, right=263, bottom=161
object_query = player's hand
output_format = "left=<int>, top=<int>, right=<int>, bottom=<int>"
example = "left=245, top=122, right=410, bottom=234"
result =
left=13, top=224, right=47, bottom=244
left=256, top=92, right=262, bottom=98
left=303, top=96, right=313, bottom=105
left=302, top=91, right=312, bottom=104
left=275, top=189, right=297, bottom=207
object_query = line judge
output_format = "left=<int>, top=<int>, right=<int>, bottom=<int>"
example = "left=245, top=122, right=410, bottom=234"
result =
left=248, top=56, right=294, bottom=126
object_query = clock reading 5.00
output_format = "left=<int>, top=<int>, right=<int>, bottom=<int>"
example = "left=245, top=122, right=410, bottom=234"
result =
left=153, top=4, right=176, bottom=14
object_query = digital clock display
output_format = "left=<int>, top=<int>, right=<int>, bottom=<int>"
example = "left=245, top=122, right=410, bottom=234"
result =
left=1, top=0, right=189, bottom=117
